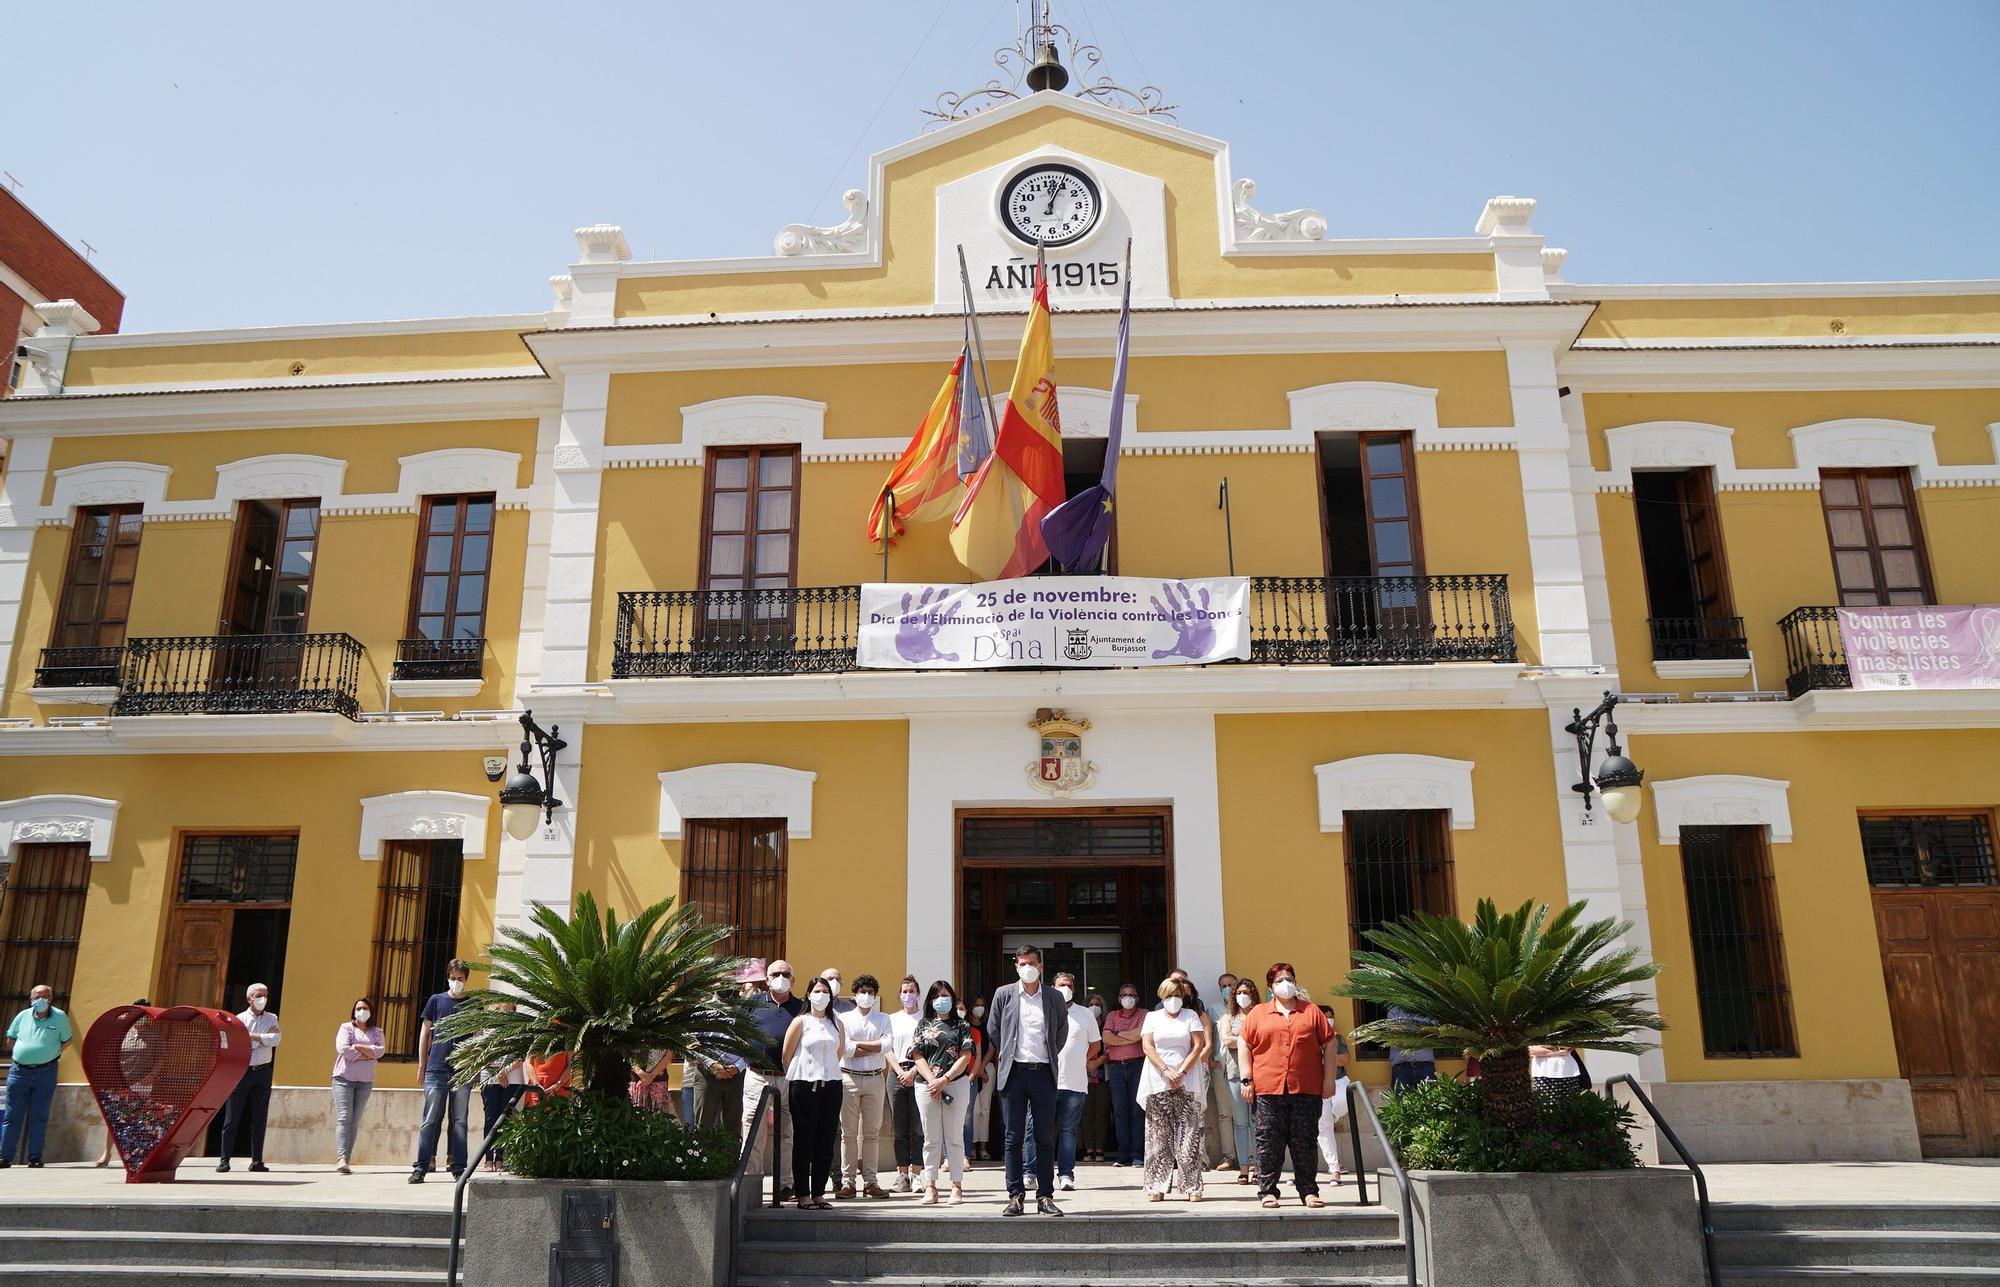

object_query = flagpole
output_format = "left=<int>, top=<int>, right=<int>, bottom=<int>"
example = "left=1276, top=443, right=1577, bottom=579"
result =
left=879, top=488, right=894, bottom=581
left=1099, top=236, right=1133, bottom=576
left=957, top=245, right=999, bottom=433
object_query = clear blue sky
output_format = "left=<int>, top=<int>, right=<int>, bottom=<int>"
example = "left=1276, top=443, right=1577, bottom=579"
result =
left=11, top=1, right=1997, bottom=332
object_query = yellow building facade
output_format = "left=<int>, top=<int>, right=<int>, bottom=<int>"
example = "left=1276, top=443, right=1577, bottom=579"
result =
left=2, top=92, right=1996, bottom=1163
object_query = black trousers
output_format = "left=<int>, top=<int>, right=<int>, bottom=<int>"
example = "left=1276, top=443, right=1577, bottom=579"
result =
left=890, top=1078, right=925, bottom=1167
left=787, top=1079, right=843, bottom=1200
left=1254, top=1092, right=1322, bottom=1198
left=220, top=1063, right=274, bottom=1164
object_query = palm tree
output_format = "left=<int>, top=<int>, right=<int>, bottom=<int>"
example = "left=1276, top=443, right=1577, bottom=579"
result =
left=435, top=891, right=765, bottom=1100
left=1338, top=898, right=1663, bottom=1129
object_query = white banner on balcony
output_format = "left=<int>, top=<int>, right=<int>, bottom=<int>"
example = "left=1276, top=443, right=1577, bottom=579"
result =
left=858, top=576, right=1252, bottom=669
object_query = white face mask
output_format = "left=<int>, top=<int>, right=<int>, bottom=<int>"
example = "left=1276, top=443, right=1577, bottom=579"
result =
left=1056, top=985, right=1073, bottom=1003
left=1119, top=996, right=1137, bottom=1010
left=249, top=996, right=267, bottom=1013
left=1237, top=993, right=1254, bottom=1010
left=447, top=979, right=466, bottom=998
left=823, top=979, right=841, bottom=995
left=956, top=1007, right=967, bottom=1019
left=1090, top=1005, right=1103, bottom=1018
left=768, top=975, right=792, bottom=996
left=1273, top=979, right=1298, bottom=1000
left=809, top=992, right=831, bottom=1013
left=1164, top=996, right=1184, bottom=1015
left=354, top=1009, right=371, bottom=1025
left=1017, top=965, right=1040, bottom=984
left=901, top=991, right=920, bottom=1011
left=855, top=992, right=876, bottom=1012
left=971, top=1005, right=986, bottom=1019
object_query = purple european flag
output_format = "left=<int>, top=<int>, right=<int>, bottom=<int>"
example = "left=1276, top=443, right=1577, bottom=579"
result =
left=1039, top=246, right=1131, bottom=572
left=954, top=329, right=991, bottom=481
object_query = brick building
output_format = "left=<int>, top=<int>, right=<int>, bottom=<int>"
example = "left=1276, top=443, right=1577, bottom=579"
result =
left=2, top=185, right=123, bottom=396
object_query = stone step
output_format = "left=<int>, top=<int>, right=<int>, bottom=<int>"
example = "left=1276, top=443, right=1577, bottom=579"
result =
left=1715, top=1230, right=2000, bottom=1269
left=1713, top=1204, right=2000, bottom=1234
left=1718, top=1269, right=2000, bottom=1285
left=0, top=1229, right=449, bottom=1272
left=0, top=1268, right=444, bottom=1287
left=743, top=1208, right=1403, bottom=1244
left=0, top=1201, right=448, bottom=1242
left=737, top=1278, right=1411, bottom=1287
left=737, top=1236, right=1411, bottom=1280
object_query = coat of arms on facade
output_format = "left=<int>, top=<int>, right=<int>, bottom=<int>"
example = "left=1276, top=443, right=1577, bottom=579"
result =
left=1027, top=708, right=1097, bottom=797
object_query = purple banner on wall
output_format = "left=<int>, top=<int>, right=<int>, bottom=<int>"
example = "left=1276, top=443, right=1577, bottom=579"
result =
left=1838, top=605, right=2000, bottom=690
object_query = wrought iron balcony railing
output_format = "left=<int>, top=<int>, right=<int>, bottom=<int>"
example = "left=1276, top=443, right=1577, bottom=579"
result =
left=392, top=636, right=485, bottom=682
left=613, top=574, right=1515, bottom=679
left=1779, top=606, right=1850, bottom=698
left=34, top=645, right=124, bottom=690
left=114, top=632, right=366, bottom=718
left=1648, top=616, right=1749, bottom=662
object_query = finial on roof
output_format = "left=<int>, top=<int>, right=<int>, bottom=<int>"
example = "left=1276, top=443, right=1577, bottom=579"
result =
left=924, top=6, right=1173, bottom=130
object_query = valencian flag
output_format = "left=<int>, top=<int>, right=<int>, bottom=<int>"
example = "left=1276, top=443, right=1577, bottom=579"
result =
left=866, top=351, right=969, bottom=545
left=1040, top=239, right=1132, bottom=571
left=950, top=267, right=1065, bottom=578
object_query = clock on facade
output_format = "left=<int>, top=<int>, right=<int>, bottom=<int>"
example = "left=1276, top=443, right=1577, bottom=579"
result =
left=998, top=162, right=1103, bottom=248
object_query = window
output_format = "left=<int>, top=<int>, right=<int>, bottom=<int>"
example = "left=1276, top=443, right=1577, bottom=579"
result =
left=407, top=495, right=495, bottom=644
left=1820, top=468, right=1933, bottom=607
left=369, top=839, right=465, bottom=1060
left=53, top=505, right=144, bottom=650
left=177, top=834, right=298, bottom=904
left=1861, top=813, right=1996, bottom=888
left=681, top=819, right=786, bottom=965
left=225, top=499, right=321, bottom=634
left=1030, top=440, right=1116, bottom=574
left=1633, top=468, right=1743, bottom=659
left=1345, top=809, right=1454, bottom=1056
left=0, top=844, right=91, bottom=1018
left=1320, top=432, right=1425, bottom=581
left=700, top=448, right=798, bottom=640
left=1679, top=825, right=1798, bottom=1057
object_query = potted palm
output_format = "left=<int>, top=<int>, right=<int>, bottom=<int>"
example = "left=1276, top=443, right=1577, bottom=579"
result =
left=1340, top=899, right=1706, bottom=1287
left=451, top=893, right=764, bottom=1287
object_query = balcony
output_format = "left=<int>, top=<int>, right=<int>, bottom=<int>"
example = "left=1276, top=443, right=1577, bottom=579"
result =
left=1648, top=616, right=1749, bottom=662
left=113, top=632, right=366, bottom=718
left=1779, top=606, right=1850, bottom=698
left=612, top=574, right=1516, bottom=679
left=33, top=645, right=124, bottom=693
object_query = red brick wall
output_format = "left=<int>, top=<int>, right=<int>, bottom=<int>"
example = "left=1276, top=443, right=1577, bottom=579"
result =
left=0, top=186, right=124, bottom=335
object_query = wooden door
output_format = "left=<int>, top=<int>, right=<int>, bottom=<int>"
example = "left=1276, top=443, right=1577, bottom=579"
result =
left=1675, top=468, right=1734, bottom=619
left=1356, top=432, right=1426, bottom=641
left=1820, top=468, right=1935, bottom=607
left=161, top=906, right=231, bottom=1009
left=1873, top=889, right=2000, bottom=1156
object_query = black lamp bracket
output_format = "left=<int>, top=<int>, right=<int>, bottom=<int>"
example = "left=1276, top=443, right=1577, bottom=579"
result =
left=514, top=709, right=568, bottom=828
left=1564, top=689, right=1625, bottom=815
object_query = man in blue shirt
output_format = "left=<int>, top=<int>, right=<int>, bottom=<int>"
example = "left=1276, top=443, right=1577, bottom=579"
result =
left=739, top=959, right=805, bottom=1200
left=409, top=960, right=473, bottom=1183
left=2, top=984, right=71, bottom=1167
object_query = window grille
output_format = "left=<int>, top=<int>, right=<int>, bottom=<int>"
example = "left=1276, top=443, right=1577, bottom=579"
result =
left=682, top=820, right=787, bottom=965
left=1345, top=810, right=1454, bottom=1057
left=0, top=844, right=90, bottom=1019
left=959, top=814, right=1168, bottom=861
left=1861, top=814, right=1996, bottom=888
left=1680, top=825, right=1798, bottom=1058
left=369, top=839, right=465, bottom=1060
left=177, top=834, right=298, bottom=904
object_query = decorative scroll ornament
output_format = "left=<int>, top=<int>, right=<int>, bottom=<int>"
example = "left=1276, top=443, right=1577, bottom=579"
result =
left=1027, top=707, right=1097, bottom=798
left=1232, top=179, right=1327, bottom=242
left=924, top=21, right=1175, bottom=130
left=774, top=189, right=869, bottom=256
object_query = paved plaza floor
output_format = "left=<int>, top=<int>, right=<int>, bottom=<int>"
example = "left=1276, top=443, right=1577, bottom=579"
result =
left=7, top=1156, right=1999, bottom=1212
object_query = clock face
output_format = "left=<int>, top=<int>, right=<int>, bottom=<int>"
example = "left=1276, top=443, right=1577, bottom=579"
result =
left=999, top=163, right=1102, bottom=248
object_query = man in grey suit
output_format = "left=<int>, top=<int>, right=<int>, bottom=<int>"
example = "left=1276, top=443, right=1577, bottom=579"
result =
left=986, top=943, right=1070, bottom=1216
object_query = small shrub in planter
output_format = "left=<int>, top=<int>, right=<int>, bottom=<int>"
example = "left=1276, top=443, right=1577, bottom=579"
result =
left=1377, top=1075, right=1639, bottom=1173
left=496, top=1095, right=737, bottom=1182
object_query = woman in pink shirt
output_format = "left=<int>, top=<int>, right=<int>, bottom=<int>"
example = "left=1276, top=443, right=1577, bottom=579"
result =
left=1099, top=981, right=1148, bottom=1167
left=330, top=997, right=386, bottom=1173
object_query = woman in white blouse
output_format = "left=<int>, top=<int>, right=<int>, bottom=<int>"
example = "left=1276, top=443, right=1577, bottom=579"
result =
left=781, top=976, right=847, bottom=1210
left=1138, top=976, right=1209, bottom=1201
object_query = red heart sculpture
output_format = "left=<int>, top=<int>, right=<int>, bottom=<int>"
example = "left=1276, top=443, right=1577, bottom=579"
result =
left=82, top=1004, right=250, bottom=1183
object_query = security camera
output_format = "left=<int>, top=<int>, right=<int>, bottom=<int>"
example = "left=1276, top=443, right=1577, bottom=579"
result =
left=482, top=755, right=508, bottom=783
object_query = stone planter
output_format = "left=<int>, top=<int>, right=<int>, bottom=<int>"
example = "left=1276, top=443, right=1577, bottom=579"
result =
left=462, top=1174, right=731, bottom=1287
left=1382, top=1167, right=1706, bottom=1287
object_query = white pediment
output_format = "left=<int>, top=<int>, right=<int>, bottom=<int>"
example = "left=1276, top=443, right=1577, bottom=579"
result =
left=49, top=461, right=172, bottom=511
left=0, top=794, right=119, bottom=861
left=658, top=764, right=816, bottom=840
left=397, top=448, right=522, bottom=498
left=1314, top=755, right=1475, bottom=833
left=1288, top=382, right=1441, bottom=435
left=1789, top=419, right=1936, bottom=477
left=680, top=396, right=827, bottom=449
left=358, top=790, right=491, bottom=859
left=216, top=453, right=347, bottom=502
left=1650, top=775, right=1793, bottom=845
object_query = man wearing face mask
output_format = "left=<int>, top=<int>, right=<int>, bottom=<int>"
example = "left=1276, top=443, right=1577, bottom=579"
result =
left=1023, top=971, right=1099, bottom=1192
left=218, top=982, right=281, bottom=1173
left=1099, top=982, right=1146, bottom=1167
left=1, top=984, right=71, bottom=1168
left=741, top=959, right=805, bottom=1200
left=886, top=975, right=927, bottom=1192
left=1205, top=973, right=1240, bottom=1171
left=985, top=944, right=1070, bottom=1216
left=1237, top=962, right=1337, bottom=1210
left=834, top=975, right=893, bottom=1199
left=410, top=961, right=473, bottom=1183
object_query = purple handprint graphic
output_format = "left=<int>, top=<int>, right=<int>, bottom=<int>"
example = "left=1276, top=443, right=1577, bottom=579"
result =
left=1151, top=581, right=1216, bottom=660
left=895, top=586, right=960, bottom=664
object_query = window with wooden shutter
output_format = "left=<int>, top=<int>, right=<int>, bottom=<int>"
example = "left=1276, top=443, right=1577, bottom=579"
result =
left=699, top=448, right=799, bottom=642
left=1820, top=468, right=1934, bottom=607
left=0, top=844, right=91, bottom=1018
left=681, top=819, right=787, bottom=965
left=54, top=505, right=144, bottom=649
left=369, top=839, right=465, bottom=1060
left=1680, top=825, right=1798, bottom=1057
left=1344, top=809, right=1454, bottom=1056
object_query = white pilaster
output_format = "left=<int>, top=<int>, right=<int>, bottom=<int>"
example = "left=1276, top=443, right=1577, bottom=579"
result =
left=1562, top=390, right=1620, bottom=664
left=540, top=371, right=608, bottom=689
left=0, top=436, right=53, bottom=706
left=1507, top=343, right=1597, bottom=670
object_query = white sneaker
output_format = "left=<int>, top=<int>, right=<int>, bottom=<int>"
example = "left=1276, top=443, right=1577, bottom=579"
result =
left=1058, top=1176, right=1075, bottom=1191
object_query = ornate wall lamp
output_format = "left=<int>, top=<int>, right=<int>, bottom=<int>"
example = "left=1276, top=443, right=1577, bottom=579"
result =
left=499, top=709, right=567, bottom=841
left=1566, top=691, right=1646, bottom=823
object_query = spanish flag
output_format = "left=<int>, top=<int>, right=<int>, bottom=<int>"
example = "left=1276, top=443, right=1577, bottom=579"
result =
left=949, top=274, right=1065, bottom=578
left=866, top=351, right=969, bottom=546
